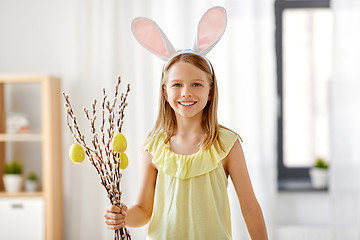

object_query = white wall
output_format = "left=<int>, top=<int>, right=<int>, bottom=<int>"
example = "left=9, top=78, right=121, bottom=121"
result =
left=0, top=0, right=77, bottom=77
left=277, top=192, right=331, bottom=225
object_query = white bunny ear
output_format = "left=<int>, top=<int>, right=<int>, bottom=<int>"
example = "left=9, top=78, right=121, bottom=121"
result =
left=131, top=17, right=176, bottom=61
left=193, top=6, right=227, bottom=56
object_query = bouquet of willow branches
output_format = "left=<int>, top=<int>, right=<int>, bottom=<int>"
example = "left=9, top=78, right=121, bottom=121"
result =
left=63, top=77, right=131, bottom=240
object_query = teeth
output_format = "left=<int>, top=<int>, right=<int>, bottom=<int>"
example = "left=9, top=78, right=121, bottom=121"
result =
left=180, top=102, right=195, bottom=106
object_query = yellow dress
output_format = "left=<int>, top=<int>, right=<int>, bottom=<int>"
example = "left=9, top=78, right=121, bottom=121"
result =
left=144, top=127, right=238, bottom=240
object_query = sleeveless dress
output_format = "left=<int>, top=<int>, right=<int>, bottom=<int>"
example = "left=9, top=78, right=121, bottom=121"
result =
left=144, top=128, right=238, bottom=240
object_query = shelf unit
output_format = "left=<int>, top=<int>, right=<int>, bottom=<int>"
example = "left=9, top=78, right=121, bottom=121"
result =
left=0, top=75, right=63, bottom=240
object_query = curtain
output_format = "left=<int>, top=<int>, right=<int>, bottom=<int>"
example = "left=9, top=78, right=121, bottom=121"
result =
left=68, top=0, right=277, bottom=239
left=331, top=0, right=360, bottom=239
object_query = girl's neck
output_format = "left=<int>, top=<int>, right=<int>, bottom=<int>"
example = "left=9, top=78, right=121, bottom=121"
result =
left=170, top=115, right=207, bottom=156
left=174, top=114, right=205, bottom=137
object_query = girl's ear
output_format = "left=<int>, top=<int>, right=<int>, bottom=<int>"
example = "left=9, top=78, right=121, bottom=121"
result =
left=192, top=6, right=227, bottom=56
left=163, top=85, right=168, bottom=101
left=131, top=17, right=176, bottom=61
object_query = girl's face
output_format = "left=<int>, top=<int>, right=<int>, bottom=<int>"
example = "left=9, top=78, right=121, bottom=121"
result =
left=163, top=61, right=212, bottom=121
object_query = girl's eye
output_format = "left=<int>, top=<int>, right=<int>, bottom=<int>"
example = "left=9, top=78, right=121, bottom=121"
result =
left=193, top=83, right=201, bottom=87
left=172, top=83, right=181, bottom=87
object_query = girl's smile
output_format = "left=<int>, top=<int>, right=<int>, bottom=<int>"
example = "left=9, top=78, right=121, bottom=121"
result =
left=163, top=62, right=211, bottom=120
left=178, top=100, right=197, bottom=105
left=178, top=101, right=196, bottom=106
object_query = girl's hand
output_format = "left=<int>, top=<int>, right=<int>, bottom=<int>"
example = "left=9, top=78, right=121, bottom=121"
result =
left=104, top=204, right=128, bottom=230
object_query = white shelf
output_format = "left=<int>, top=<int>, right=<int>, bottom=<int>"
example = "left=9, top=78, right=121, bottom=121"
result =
left=0, top=133, right=42, bottom=142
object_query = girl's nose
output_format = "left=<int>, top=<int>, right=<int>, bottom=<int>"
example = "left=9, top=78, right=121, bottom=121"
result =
left=182, top=88, right=192, bottom=97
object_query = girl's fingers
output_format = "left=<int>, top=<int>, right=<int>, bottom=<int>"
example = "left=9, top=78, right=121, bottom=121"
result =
left=104, top=212, right=125, bottom=220
left=104, top=205, right=127, bottom=219
left=104, top=217, right=126, bottom=225
left=105, top=204, right=128, bottom=215
left=105, top=205, right=121, bottom=213
left=104, top=215, right=127, bottom=230
left=120, top=204, right=128, bottom=215
left=107, top=224, right=125, bottom=230
left=105, top=220, right=126, bottom=230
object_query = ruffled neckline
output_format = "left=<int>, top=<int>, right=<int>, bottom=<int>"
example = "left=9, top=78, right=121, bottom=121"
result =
left=163, top=139, right=203, bottom=158
left=145, top=128, right=238, bottom=179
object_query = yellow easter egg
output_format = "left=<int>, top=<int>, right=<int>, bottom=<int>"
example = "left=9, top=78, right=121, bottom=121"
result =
left=112, top=132, right=127, bottom=153
left=118, top=152, right=129, bottom=170
left=69, top=142, right=85, bottom=164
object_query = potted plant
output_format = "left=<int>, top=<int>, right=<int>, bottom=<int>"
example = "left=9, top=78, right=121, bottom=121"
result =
left=309, top=157, right=329, bottom=189
left=25, top=171, right=38, bottom=192
left=3, top=159, right=23, bottom=192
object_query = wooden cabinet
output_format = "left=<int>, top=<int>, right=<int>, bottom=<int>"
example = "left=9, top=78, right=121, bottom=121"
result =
left=0, top=75, right=63, bottom=240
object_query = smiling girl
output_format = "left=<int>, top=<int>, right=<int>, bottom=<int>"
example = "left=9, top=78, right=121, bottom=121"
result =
left=104, top=6, right=268, bottom=240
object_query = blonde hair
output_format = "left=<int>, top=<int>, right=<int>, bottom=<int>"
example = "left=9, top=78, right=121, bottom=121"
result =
left=146, top=53, right=224, bottom=151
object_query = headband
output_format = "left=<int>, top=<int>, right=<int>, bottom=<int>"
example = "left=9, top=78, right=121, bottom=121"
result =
left=131, top=6, right=227, bottom=72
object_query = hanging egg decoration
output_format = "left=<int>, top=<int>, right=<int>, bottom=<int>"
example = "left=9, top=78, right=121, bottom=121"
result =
left=69, top=142, right=85, bottom=164
left=118, top=152, right=129, bottom=170
left=112, top=132, right=127, bottom=153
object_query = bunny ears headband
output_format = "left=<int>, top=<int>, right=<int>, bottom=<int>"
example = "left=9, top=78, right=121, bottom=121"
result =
left=131, top=6, right=227, bottom=71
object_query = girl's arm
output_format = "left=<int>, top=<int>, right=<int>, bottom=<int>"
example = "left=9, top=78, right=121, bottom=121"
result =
left=223, top=140, right=268, bottom=240
left=104, top=149, right=157, bottom=229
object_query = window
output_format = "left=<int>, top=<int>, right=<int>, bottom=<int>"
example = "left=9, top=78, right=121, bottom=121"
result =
left=275, top=0, right=332, bottom=190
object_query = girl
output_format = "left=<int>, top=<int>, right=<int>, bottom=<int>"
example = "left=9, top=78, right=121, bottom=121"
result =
left=104, top=7, right=268, bottom=240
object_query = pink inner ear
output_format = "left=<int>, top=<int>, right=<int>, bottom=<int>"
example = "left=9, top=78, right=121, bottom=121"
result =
left=132, top=18, right=170, bottom=57
left=197, top=8, right=227, bottom=52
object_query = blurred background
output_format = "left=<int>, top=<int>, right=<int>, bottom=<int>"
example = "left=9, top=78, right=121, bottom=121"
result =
left=0, top=0, right=359, bottom=239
